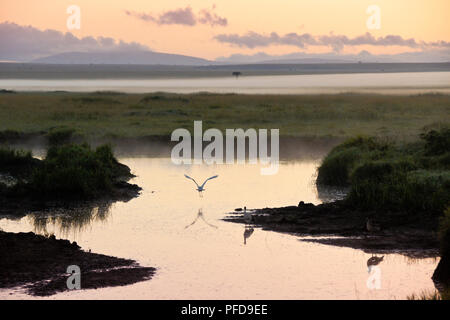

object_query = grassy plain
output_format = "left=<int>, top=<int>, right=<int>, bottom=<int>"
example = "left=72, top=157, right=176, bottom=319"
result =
left=0, top=91, right=449, bottom=140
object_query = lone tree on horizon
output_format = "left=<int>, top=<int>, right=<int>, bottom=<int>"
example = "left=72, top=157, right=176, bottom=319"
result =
left=232, top=71, right=242, bottom=78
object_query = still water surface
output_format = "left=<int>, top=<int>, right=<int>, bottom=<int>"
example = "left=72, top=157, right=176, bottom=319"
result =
left=1, top=72, right=450, bottom=94
left=0, top=157, right=439, bottom=299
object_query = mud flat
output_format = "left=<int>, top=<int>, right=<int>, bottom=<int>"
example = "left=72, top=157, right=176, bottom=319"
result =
left=225, top=201, right=440, bottom=258
left=0, top=230, right=156, bottom=296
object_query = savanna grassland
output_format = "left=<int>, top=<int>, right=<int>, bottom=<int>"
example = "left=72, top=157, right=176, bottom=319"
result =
left=0, top=91, right=449, bottom=140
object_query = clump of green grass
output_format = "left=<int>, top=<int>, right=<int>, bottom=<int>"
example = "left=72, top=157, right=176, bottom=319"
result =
left=0, top=89, right=16, bottom=94
left=0, top=147, right=33, bottom=167
left=0, top=147, right=38, bottom=183
left=317, top=136, right=392, bottom=186
left=317, top=126, right=450, bottom=214
left=140, top=93, right=190, bottom=104
left=420, top=127, right=450, bottom=156
left=407, top=290, right=447, bottom=300
left=46, top=127, right=76, bottom=146
left=68, top=96, right=121, bottom=104
left=93, top=91, right=124, bottom=96
left=349, top=165, right=449, bottom=213
left=0, top=129, right=22, bottom=141
left=30, top=144, right=129, bottom=198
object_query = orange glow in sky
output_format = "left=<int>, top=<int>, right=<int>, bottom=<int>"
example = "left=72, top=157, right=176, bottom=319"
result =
left=1, top=0, right=449, bottom=59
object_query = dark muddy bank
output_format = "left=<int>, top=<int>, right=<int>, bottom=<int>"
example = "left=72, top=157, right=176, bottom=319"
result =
left=0, top=230, right=156, bottom=296
left=225, top=201, right=439, bottom=258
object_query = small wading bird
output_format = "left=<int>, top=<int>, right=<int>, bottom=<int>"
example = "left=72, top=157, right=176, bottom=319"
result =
left=241, top=206, right=255, bottom=245
left=184, top=174, right=219, bottom=197
left=367, top=255, right=384, bottom=273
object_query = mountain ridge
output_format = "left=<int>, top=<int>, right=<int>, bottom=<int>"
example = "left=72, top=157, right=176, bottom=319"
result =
left=32, top=51, right=212, bottom=66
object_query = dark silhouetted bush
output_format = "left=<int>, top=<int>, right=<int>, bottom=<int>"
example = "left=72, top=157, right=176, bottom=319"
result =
left=30, top=144, right=128, bottom=198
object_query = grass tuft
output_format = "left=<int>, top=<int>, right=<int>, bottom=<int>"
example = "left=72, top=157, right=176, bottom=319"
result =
left=318, top=126, right=450, bottom=214
left=29, top=144, right=128, bottom=198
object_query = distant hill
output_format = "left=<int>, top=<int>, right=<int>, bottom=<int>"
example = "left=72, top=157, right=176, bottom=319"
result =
left=32, top=51, right=212, bottom=65
left=259, top=58, right=355, bottom=64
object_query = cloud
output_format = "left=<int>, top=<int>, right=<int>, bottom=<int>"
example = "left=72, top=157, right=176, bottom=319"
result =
left=215, top=49, right=450, bottom=64
left=125, top=7, right=196, bottom=26
left=0, top=22, right=150, bottom=61
left=214, top=31, right=450, bottom=52
left=198, top=8, right=227, bottom=27
left=125, top=6, right=227, bottom=27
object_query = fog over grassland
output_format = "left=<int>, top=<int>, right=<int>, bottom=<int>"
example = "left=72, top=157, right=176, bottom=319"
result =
left=1, top=62, right=450, bottom=80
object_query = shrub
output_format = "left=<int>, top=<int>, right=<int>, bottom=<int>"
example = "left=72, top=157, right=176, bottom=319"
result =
left=347, top=156, right=449, bottom=213
left=318, top=128, right=450, bottom=213
left=405, top=171, right=450, bottom=212
left=46, top=127, right=76, bottom=146
left=317, top=136, right=392, bottom=186
left=0, top=147, right=33, bottom=167
left=347, top=159, right=416, bottom=210
left=407, top=290, right=448, bottom=300
left=420, top=127, right=450, bottom=156
left=0, top=130, right=21, bottom=141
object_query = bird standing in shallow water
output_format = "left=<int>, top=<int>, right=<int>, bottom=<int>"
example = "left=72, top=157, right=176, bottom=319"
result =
left=367, top=255, right=384, bottom=272
left=184, top=174, right=218, bottom=197
left=243, top=206, right=252, bottom=223
left=367, top=255, right=384, bottom=266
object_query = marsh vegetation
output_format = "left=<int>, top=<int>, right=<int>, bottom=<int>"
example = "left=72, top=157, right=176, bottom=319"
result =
left=0, top=142, right=140, bottom=218
left=317, top=127, right=450, bottom=214
left=0, top=92, right=449, bottom=140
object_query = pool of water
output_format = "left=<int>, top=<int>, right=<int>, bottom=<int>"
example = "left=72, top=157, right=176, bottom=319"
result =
left=0, top=157, right=439, bottom=299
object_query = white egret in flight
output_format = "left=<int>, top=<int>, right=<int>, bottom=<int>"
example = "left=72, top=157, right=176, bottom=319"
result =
left=184, top=174, right=219, bottom=196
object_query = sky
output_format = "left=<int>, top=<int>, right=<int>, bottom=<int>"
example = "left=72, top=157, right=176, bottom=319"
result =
left=1, top=0, right=449, bottom=61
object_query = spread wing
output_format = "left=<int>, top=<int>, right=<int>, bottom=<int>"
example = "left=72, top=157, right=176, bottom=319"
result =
left=200, top=175, right=219, bottom=188
left=184, top=174, right=200, bottom=188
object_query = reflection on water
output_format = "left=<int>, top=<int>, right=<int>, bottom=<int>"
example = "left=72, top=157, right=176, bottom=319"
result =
left=242, top=206, right=255, bottom=245
left=185, top=208, right=218, bottom=230
left=28, top=202, right=112, bottom=237
left=366, top=256, right=385, bottom=290
left=0, top=157, right=439, bottom=299
left=316, top=184, right=348, bottom=203
left=243, top=226, right=255, bottom=245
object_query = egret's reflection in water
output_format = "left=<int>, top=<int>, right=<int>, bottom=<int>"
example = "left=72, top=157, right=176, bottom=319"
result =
left=184, top=208, right=218, bottom=230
